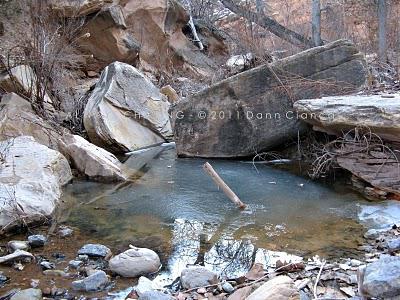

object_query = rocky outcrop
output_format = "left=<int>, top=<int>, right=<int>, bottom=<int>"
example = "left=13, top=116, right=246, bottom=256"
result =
left=49, top=0, right=110, bottom=17
left=180, top=267, right=219, bottom=289
left=171, top=40, right=368, bottom=157
left=0, top=136, right=72, bottom=232
left=0, top=93, right=63, bottom=150
left=61, top=134, right=126, bottom=182
left=246, top=276, right=300, bottom=300
left=294, top=94, right=400, bottom=142
left=84, top=62, right=172, bottom=153
left=122, top=0, right=221, bottom=77
left=360, top=256, right=400, bottom=298
left=109, top=247, right=161, bottom=277
left=79, top=5, right=140, bottom=72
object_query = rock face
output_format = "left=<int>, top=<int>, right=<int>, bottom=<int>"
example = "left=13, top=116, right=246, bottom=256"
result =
left=361, top=256, right=400, bottom=298
left=61, top=134, right=126, bottom=182
left=122, top=0, right=220, bottom=77
left=180, top=266, right=219, bottom=289
left=49, top=0, right=109, bottom=17
left=109, top=247, right=161, bottom=277
left=171, top=40, right=367, bottom=157
left=79, top=5, right=140, bottom=71
left=246, top=276, right=300, bottom=300
left=84, top=62, right=172, bottom=153
left=294, top=94, right=400, bottom=142
left=0, top=136, right=72, bottom=231
left=0, top=93, right=63, bottom=149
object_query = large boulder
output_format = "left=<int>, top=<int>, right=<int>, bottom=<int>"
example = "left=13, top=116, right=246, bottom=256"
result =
left=361, top=256, right=400, bottom=298
left=79, top=5, right=141, bottom=72
left=293, top=94, right=400, bottom=143
left=171, top=40, right=368, bottom=157
left=83, top=62, right=172, bottom=153
left=60, top=134, right=126, bottom=182
left=122, top=0, right=220, bottom=77
left=246, top=276, right=300, bottom=300
left=0, top=136, right=72, bottom=232
left=0, top=93, right=63, bottom=150
left=108, top=247, right=161, bottom=277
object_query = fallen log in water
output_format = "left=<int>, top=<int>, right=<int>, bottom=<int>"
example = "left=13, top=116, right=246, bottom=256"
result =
left=203, top=162, right=246, bottom=209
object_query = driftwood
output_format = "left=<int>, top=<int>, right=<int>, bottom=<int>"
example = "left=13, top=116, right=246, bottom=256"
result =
left=203, top=162, right=246, bottom=209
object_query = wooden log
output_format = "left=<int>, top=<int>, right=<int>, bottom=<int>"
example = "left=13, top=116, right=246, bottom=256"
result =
left=203, top=162, right=246, bottom=209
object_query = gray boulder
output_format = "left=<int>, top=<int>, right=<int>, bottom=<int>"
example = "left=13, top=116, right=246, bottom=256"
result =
left=180, top=266, right=219, bottom=289
left=84, top=62, right=172, bottom=153
left=77, top=244, right=111, bottom=258
left=361, top=256, right=400, bottom=298
left=71, top=270, right=109, bottom=292
left=109, top=247, right=161, bottom=278
left=0, top=136, right=72, bottom=232
left=171, top=40, right=367, bottom=157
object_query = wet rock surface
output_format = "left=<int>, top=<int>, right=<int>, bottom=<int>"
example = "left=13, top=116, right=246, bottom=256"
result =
left=77, top=244, right=111, bottom=258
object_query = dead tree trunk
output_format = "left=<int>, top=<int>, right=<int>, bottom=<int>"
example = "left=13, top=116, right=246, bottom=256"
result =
left=312, top=0, right=322, bottom=46
left=378, top=0, right=387, bottom=62
left=220, top=0, right=313, bottom=49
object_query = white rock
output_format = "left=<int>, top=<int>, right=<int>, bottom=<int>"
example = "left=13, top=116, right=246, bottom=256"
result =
left=246, top=276, right=299, bottom=300
left=109, top=247, right=161, bottom=277
left=0, top=136, right=72, bottom=231
left=84, top=62, right=172, bottom=153
left=61, top=134, right=126, bottom=182
left=0, top=250, right=34, bottom=264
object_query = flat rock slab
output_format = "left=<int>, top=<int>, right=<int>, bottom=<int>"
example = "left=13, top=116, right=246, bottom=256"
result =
left=294, top=93, right=400, bottom=142
left=171, top=40, right=367, bottom=157
left=77, top=244, right=111, bottom=258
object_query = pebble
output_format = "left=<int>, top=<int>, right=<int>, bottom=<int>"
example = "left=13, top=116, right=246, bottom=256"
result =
left=71, top=270, right=109, bottom=292
left=58, top=226, right=73, bottom=237
left=77, top=244, right=111, bottom=258
left=40, top=261, right=55, bottom=270
left=28, top=235, right=47, bottom=248
left=222, top=282, right=235, bottom=293
left=7, top=241, right=29, bottom=252
left=69, top=260, right=83, bottom=269
left=43, top=270, right=68, bottom=277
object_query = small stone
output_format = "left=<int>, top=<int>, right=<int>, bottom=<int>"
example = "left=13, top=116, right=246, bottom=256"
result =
left=387, top=238, right=400, bottom=251
left=180, top=266, right=219, bottom=289
left=77, top=244, right=111, bottom=258
left=71, top=270, right=109, bottom=292
left=350, top=259, right=362, bottom=267
left=69, top=260, right=83, bottom=269
left=222, top=282, right=234, bottom=293
left=78, top=254, right=89, bottom=262
left=30, top=279, right=40, bottom=288
left=135, top=276, right=153, bottom=297
left=40, top=261, right=55, bottom=270
left=58, top=226, right=73, bottom=237
left=0, top=272, right=8, bottom=284
left=28, top=235, right=47, bottom=248
left=43, top=270, right=68, bottom=277
left=10, top=288, right=42, bottom=300
left=13, top=263, right=24, bottom=271
left=139, top=291, right=174, bottom=300
left=7, top=241, right=29, bottom=252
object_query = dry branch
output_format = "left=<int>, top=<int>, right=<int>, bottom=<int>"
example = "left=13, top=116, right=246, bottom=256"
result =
left=203, top=162, right=246, bottom=209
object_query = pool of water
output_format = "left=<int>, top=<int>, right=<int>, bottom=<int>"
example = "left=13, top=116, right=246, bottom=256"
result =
left=60, top=148, right=374, bottom=284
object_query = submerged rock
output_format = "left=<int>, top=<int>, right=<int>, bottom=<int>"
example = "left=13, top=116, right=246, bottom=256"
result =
left=71, top=270, right=109, bottom=292
left=28, top=235, right=47, bottom=248
left=109, top=247, right=161, bottom=277
left=180, top=266, right=219, bottom=289
left=10, top=288, right=42, bottom=300
left=0, top=136, right=72, bottom=232
left=84, top=62, right=172, bottom=153
left=361, top=256, right=400, bottom=298
left=77, top=244, right=111, bottom=258
left=171, top=40, right=367, bottom=157
left=61, top=134, right=126, bottom=182
left=246, top=276, right=299, bottom=300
